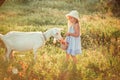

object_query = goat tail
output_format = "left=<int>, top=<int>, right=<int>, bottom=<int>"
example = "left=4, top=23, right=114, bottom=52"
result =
left=0, top=34, right=3, bottom=40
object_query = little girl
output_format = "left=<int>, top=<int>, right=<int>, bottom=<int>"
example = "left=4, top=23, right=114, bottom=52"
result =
left=61, top=10, right=82, bottom=63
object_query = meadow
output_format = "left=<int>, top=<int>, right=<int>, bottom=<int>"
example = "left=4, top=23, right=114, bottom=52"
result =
left=0, top=0, right=120, bottom=80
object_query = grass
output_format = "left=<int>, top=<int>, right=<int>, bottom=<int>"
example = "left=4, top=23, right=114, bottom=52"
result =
left=0, top=0, right=120, bottom=80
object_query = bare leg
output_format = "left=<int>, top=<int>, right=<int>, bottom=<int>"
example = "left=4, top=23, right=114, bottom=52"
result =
left=71, top=55, right=77, bottom=64
left=65, top=53, right=70, bottom=62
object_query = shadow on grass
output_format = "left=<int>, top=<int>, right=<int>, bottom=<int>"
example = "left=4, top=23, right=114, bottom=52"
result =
left=59, top=62, right=82, bottom=80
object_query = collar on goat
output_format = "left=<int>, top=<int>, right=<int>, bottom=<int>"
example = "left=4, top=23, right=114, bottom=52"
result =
left=42, top=33, right=47, bottom=41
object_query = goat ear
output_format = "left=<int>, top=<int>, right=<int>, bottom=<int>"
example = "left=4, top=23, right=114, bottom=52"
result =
left=53, top=38, right=57, bottom=44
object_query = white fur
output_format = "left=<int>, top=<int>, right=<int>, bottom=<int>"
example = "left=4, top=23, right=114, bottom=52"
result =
left=0, top=28, right=62, bottom=61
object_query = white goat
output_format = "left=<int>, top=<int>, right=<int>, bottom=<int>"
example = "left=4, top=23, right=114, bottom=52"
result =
left=0, top=28, right=63, bottom=61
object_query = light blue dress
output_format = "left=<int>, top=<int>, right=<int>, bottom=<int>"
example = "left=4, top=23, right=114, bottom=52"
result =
left=66, top=25, right=82, bottom=56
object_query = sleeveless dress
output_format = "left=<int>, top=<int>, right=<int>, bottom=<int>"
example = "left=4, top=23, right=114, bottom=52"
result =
left=66, top=25, right=82, bottom=56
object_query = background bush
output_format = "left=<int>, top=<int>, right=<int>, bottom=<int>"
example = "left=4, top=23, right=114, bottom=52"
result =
left=0, top=0, right=120, bottom=80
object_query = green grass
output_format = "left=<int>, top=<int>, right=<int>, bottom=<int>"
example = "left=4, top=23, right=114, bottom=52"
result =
left=0, top=0, right=120, bottom=80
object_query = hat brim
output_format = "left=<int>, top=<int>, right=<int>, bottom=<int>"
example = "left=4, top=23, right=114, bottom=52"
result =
left=66, top=14, right=79, bottom=20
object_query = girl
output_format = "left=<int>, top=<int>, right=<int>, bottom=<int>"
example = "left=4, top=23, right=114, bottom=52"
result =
left=61, top=10, right=82, bottom=64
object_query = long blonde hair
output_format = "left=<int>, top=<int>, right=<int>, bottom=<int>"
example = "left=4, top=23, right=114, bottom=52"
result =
left=67, top=19, right=81, bottom=36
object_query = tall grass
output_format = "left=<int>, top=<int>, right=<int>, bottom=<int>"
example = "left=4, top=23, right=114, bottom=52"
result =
left=0, top=0, right=120, bottom=80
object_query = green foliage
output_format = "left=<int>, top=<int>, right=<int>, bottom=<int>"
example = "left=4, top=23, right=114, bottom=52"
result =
left=0, top=0, right=120, bottom=80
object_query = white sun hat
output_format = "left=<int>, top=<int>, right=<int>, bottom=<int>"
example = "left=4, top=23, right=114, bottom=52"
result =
left=66, top=10, right=79, bottom=20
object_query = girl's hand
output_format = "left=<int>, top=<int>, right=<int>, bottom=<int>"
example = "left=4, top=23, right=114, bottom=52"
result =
left=59, top=39, right=66, bottom=45
left=66, top=33, right=71, bottom=36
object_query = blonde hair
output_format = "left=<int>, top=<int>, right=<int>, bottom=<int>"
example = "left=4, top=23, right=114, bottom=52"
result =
left=67, top=18, right=79, bottom=28
left=67, top=19, right=81, bottom=36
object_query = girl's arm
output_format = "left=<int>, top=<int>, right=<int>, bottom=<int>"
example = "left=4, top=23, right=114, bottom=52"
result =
left=66, top=23, right=80, bottom=37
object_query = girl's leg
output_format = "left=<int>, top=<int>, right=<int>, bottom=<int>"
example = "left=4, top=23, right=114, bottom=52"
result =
left=65, top=53, right=70, bottom=62
left=71, top=55, right=77, bottom=64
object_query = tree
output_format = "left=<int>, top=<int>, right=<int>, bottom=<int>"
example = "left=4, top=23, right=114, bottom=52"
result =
left=0, top=0, right=5, bottom=6
left=112, top=0, right=120, bottom=17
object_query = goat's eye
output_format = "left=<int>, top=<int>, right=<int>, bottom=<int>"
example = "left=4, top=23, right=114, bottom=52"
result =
left=56, top=33, right=58, bottom=35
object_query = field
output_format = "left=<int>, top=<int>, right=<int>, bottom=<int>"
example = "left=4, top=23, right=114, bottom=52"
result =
left=0, top=0, right=120, bottom=80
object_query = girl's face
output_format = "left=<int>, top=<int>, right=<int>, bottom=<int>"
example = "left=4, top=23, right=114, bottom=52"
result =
left=67, top=16, right=77, bottom=23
